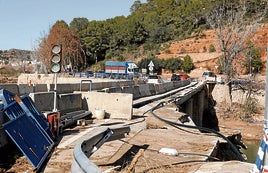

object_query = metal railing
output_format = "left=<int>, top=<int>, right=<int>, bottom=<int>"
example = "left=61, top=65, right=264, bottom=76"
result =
left=71, top=126, right=130, bottom=173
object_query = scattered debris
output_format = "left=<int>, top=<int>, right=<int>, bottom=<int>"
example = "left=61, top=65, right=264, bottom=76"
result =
left=159, top=148, right=179, bottom=156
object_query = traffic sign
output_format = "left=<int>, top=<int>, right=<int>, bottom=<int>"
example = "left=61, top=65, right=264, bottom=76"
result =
left=148, top=60, right=154, bottom=72
left=148, top=60, right=154, bottom=67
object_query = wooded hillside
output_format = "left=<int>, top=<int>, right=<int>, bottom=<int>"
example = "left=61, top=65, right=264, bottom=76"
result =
left=2, top=0, right=268, bottom=76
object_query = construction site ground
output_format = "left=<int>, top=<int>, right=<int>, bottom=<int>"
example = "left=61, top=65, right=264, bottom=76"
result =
left=4, top=86, right=264, bottom=173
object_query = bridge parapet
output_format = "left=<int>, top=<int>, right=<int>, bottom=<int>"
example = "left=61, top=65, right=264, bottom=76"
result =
left=1, top=79, right=206, bottom=121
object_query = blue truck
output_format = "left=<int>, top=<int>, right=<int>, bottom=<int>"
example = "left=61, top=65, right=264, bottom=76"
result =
left=104, top=61, right=138, bottom=79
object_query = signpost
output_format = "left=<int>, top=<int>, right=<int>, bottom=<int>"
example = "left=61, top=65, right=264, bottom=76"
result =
left=148, top=60, right=154, bottom=74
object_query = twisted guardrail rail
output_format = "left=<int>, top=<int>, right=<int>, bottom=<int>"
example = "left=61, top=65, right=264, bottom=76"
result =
left=71, top=126, right=130, bottom=173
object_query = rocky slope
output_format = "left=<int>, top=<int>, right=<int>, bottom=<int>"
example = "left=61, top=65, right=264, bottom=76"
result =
left=157, top=24, right=268, bottom=76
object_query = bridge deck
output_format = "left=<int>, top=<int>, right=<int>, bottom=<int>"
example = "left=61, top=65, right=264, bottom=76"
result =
left=42, top=83, right=253, bottom=173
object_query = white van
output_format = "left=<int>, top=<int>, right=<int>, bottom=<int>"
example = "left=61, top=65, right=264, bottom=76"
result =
left=202, top=71, right=216, bottom=82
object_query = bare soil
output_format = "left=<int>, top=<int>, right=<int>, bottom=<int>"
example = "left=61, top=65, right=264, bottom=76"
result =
left=216, top=102, right=264, bottom=141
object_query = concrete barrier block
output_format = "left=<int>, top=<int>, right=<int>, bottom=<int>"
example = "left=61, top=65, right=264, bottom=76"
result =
left=172, top=81, right=180, bottom=88
left=128, top=80, right=135, bottom=86
left=148, top=84, right=156, bottom=95
left=119, top=81, right=134, bottom=88
left=71, top=83, right=81, bottom=92
left=173, top=80, right=191, bottom=88
left=29, top=92, right=54, bottom=112
left=173, top=81, right=180, bottom=88
left=91, top=82, right=102, bottom=90
left=101, top=82, right=110, bottom=89
left=163, top=82, right=174, bottom=92
left=155, top=84, right=165, bottom=94
left=133, top=86, right=141, bottom=99
left=80, top=92, right=133, bottom=120
left=58, top=93, right=82, bottom=113
left=0, top=84, right=19, bottom=95
left=80, top=82, right=92, bottom=91
left=56, top=84, right=77, bottom=94
left=110, top=81, right=120, bottom=88
left=154, top=84, right=160, bottom=94
left=34, top=84, right=49, bottom=93
left=108, top=87, right=122, bottom=93
left=122, top=86, right=134, bottom=94
left=18, top=84, right=35, bottom=95
left=139, top=84, right=151, bottom=97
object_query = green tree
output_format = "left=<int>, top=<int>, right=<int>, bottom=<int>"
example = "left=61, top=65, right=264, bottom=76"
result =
left=209, top=44, right=216, bottom=52
left=80, top=20, right=110, bottom=64
left=182, top=55, right=194, bottom=73
left=70, top=18, right=89, bottom=33
left=126, top=14, right=148, bottom=45
left=130, top=0, right=142, bottom=13
left=117, top=55, right=125, bottom=62
left=164, top=58, right=183, bottom=73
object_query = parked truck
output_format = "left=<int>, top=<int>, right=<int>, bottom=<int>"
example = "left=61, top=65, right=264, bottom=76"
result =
left=104, top=61, right=138, bottom=79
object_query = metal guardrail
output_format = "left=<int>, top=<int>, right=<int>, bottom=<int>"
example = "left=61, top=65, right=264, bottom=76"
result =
left=60, top=110, right=92, bottom=128
left=132, top=80, right=198, bottom=108
left=71, top=126, right=130, bottom=173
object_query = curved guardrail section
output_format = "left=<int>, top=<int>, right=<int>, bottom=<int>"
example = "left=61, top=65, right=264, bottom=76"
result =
left=71, top=126, right=130, bottom=173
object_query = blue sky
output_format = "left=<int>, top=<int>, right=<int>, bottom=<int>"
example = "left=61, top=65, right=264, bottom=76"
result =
left=0, top=0, right=145, bottom=51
